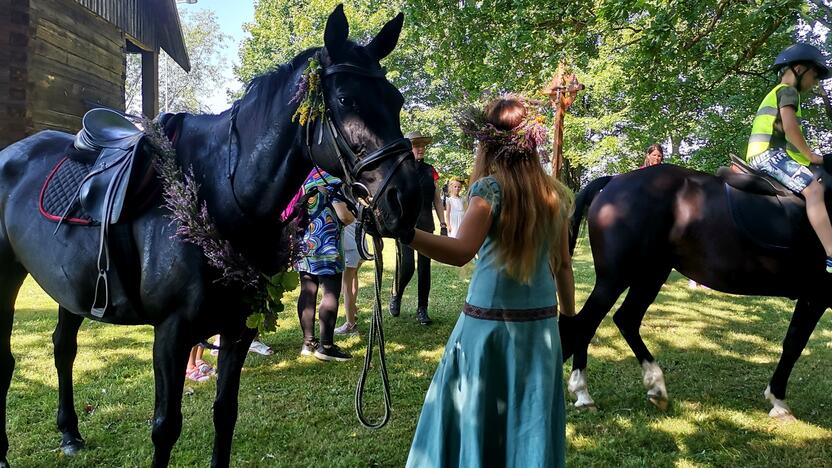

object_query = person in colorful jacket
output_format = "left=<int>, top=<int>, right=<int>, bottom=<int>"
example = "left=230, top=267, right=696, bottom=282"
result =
left=746, top=43, right=832, bottom=272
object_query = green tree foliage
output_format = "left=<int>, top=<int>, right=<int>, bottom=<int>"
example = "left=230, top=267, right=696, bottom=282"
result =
left=237, top=1, right=832, bottom=187
left=126, top=9, right=229, bottom=114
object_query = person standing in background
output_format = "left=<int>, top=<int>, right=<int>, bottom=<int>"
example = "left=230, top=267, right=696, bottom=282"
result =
left=641, top=143, right=664, bottom=168
left=390, top=132, right=447, bottom=325
left=445, top=178, right=467, bottom=238
left=335, top=221, right=365, bottom=335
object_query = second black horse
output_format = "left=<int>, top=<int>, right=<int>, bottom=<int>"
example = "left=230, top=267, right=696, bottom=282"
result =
left=562, top=164, right=831, bottom=421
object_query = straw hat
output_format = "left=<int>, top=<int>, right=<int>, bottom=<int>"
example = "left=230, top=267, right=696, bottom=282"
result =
left=404, top=131, right=433, bottom=147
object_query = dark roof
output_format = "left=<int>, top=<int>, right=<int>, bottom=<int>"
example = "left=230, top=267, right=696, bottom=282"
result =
left=75, top=0, right=191, bottom=71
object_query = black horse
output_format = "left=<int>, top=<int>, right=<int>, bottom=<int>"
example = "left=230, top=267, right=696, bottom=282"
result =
left=0, top=6, right=420, bottom=467
left=561, top=164, right=830, bottom=421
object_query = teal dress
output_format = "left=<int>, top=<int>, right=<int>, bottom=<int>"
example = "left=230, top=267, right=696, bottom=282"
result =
left=406, top=176, right=566, bottom=468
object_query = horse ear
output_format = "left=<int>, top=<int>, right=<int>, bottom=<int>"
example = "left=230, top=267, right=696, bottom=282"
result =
left=324, top=4, right=349, bottom=60
left=366, top=13, right=404, bottom=61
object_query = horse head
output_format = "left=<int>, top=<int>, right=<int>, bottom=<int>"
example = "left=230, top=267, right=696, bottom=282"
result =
left=301, top=5, right=421, bottom=237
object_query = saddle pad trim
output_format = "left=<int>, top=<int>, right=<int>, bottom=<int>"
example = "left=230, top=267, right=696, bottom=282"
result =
left=39, top=157, right=94, bottom=226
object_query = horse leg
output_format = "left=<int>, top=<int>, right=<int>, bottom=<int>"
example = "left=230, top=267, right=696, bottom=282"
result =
left=150, top=320, right=191, bottom=467
left=611, top=269, right=671, bottom=411
left=210, top=327, right=256, bottom=468
left=764, top=297, right=825, bottom=422
left=53, top=307, right=85, bottom=455
left=0, top=261, right=26, bottom=467
left=568, top=278, right=627, bottom=410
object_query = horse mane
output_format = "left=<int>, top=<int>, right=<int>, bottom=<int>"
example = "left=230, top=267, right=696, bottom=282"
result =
left=242, top=48, right=319, bottom=104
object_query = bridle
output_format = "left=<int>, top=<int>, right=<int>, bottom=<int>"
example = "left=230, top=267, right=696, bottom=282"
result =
left=306, top=58, right=414, bottom=218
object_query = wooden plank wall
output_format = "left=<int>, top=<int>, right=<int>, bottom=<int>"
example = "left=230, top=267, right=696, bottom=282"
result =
left=27, top=0, right=125, bottom=134
left=0, top=0, right=30, bottom=149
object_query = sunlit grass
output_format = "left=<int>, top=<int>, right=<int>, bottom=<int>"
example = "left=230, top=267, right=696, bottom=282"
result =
left=3, top=235, right=831, bottom=466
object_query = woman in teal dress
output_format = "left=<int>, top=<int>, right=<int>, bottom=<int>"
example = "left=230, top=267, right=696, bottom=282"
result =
left=400, top=96, right=576, bottom=467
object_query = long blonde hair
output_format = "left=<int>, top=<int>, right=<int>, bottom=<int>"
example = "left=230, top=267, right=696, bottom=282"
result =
left=469, top=96, right=574, bottom=283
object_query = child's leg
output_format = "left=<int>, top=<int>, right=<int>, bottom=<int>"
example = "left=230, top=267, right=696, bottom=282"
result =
left=297, top=272, right=320, bottom=343
left=187, top=346, right=198, bottom=371
left=318, top=273, right=343, bottom=346
left=802, top=181, right=832, bottom=256
left=342, top=267, right=358, bottom=324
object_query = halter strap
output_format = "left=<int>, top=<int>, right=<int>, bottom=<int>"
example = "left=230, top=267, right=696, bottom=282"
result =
left=320, top=63, right=387, bottom=79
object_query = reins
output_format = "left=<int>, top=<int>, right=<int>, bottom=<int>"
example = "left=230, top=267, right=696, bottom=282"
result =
left=354, top=234, right=391, bottom=428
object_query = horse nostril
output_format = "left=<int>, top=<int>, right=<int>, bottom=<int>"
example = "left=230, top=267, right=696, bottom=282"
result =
left=385, top=187, right=403, bottom=217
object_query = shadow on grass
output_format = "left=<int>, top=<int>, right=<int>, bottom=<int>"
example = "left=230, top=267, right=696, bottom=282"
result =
left=3, top=235, right=830, bottom=466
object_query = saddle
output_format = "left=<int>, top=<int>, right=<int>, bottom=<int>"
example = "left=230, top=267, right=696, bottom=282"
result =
left=717, top=155, right=811, bottom=250
left=41, top=109, right=183, bottom=318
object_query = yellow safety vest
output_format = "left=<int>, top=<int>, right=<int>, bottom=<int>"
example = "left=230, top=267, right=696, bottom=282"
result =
left=745, top=83, right=807, bottom=165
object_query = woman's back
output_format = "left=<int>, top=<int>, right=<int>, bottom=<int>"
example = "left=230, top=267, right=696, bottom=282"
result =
left=465, top=176, right=557, bottom=311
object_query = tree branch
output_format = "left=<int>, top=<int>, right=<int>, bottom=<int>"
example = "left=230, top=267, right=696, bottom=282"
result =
left=611, top=35, right=644, bottom=52
left=682, top=0, right=733, bottom=51
left=612, top=25, right=643, bottom=33
left=705, top=14, right=787, bottom=91
left=800, top=9, right=832, bottom=30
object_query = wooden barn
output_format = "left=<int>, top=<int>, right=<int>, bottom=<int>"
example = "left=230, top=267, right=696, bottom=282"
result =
left=0, top=0, right=190, bottom=149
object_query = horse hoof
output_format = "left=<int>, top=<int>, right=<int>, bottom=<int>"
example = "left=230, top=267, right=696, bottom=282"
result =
left=769, top=407, right=797, bottom=423
left=649, top=396, right=669, bottom=412
left=60, top=438, right=85, bottom=456
left=574, top=402, right=598, bottom=412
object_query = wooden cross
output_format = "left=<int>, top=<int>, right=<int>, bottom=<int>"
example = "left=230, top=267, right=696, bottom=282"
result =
left=542, top=63, right=584, bottom=179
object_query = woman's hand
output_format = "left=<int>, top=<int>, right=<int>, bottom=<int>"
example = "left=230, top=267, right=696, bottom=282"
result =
left=407, top=196, right=492, bottom=266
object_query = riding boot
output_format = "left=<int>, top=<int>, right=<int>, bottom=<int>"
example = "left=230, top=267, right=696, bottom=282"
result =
left=389, top=295, right=401, bottom=317
left=416, top=306, right=432, bottom=325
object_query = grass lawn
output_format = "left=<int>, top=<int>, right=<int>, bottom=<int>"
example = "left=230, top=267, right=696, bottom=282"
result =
left=6, top=236, right=832, bottom=467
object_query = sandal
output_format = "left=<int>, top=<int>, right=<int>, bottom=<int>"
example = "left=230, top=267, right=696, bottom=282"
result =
left=185, top=367, right=209, bottom=383
left=195, top=359, right=215, bottom=376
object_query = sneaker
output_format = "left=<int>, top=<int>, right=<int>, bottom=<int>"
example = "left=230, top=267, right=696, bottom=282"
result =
left=300, top=338, right=319, bottom=357
left=389, top=295, right=401, bottom=317
left=195, top=359, right=215, bottom=376
left=313, top=343, right=352, bottom=362
left=416, top=306, right=432, bottom=326
left=185, top=367, right=209, bottom=383
left=335, top=321, right=358, bottom=335
left=826, top=256, right=832, bottom=273
left=249, top=340, right=274, bottom=356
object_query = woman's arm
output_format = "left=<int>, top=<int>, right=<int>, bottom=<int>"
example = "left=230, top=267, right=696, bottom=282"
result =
left=781, top=106, right=822, bottom=164
left=554, top=223, right=576, bottom=317
left=333, top=201, right=354, bottom=226
left=407, top=196, right=492, bottom=266
left=444, top=201, right=451, bottom=228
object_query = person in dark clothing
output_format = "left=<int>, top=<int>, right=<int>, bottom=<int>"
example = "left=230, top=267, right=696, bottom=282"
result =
left=390, top=131, right=447, bottom=325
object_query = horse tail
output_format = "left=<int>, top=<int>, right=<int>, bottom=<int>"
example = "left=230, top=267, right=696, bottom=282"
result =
left=569, top=175, right=613, bottom=255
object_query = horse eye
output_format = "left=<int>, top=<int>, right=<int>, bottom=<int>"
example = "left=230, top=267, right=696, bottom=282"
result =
left=338, top=96, right=356, bottom=108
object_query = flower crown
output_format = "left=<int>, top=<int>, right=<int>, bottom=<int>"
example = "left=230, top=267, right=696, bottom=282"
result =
left=458, top=100, right=547, bottom=161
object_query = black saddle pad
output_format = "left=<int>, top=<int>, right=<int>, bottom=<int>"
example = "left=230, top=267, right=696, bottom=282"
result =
left=40, top=156, right=95, bottom=225
left=40, top=149, right=162, bottom=226
left=724, top=184, right=807, bottom=250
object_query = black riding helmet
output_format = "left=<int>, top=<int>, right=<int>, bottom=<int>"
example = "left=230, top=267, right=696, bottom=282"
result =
left=773, top=43, right=831, bottom=80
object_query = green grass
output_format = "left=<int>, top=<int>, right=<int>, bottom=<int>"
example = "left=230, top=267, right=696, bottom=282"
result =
left=6, top=237, right=832, bottom=467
